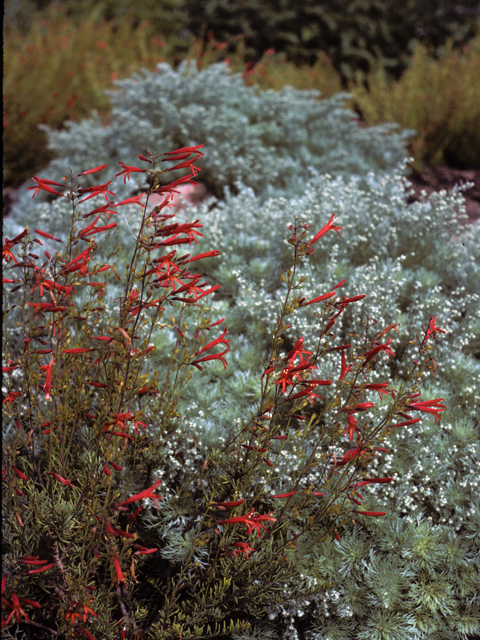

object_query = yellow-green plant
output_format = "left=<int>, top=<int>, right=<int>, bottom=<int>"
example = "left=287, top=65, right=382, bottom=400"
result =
left=349, top=36, right=480, bottom=171
left=238, top=46, right=343, bottom=98
left=3, top=3, right=184, bottom=188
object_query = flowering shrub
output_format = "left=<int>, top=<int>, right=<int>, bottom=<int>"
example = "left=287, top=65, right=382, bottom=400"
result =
left=2, top=145, right=454, bottom=639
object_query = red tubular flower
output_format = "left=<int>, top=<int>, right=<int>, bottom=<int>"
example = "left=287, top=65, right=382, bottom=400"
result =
left=355, top=477, right=393, bottom=487
left=405, top=399, right=445, bottom=425
left=161, top=151, right=191, bottom=161
left=164, top=156, right=201, bottom=174
left=363, top=337, right=395, bottom=365
left=76, top=181, right=115, bottom=203
left=134, top=545, right=159, bottom=555
left=245, top=511, right=277, bottom=538
left=81, top=222, right=117, bottom=238
left=12, top=467, right=27, bottom=481
left=338, top=350, right=353, bottom=381
left=180, top=249, right=221, bottom=264
left=308, top=213, right=342, bottom=246
left=287, top=360, right=316, bottom=375
left=112, top=194, right=145, bottom=210
left=352, top=510, right=387, bottom=517
left=18, top=557, right=46, bottom=565
left=41, top=357, right=55, bottom=400
left=112, top=551, right=125, bottom=586
left=34, top=229, right=63, bottom=243
left=334, top=445, right=375, bottom=467
left=333, top=294, right=366, bottom=310
left=79, top=626, right=98, bottom=640
left=3, top=238, right=19, bottom=264
left=41, top=279, right=75, bottom=296
left=331, top=278, right=346, bottom=290
left=77, top=163, right=107, bottom=176
left=287, top=383, right=323, bottom=404
left=232, top=542, right=256, bottom=559
left=4, top=592, right=41, bottom=625
left=217, top=508, right=276, bottom=538
left=329, top=344, right=352, bottom=351
left=191, top=348, right=229, bottom=371
left=28, top=176, right=65, bottom=198
left=83, top=201, right=117, bottom=219
left=299, top=291, right=336, bottom=307
left=2, top=391, right=22, bottom=404
left=162, top=145, right=204, bottom=157
left=47, top=472, right=76, bottom=488
left=214, top=499, right=246, bottom=509
left=114, top=479, right=162, bottom=509
left=172, top=275, right=202, bottom=295
left=271, top=491, right=296, bottom=498
left=352, top=402, right=375, bottom=412
left=104, top=519, right=135, bottom=539
left=286, top=337, right=312, bottom=362
left=8, top=228, right=28, bottom=245
left=422, top=315, right=446, bottom=346
left=195, top=328, right=230, bottom=356
left=275, top=364, right=309, bottom=393
left=114, top=162, right=148, bottom=183
left=359, top=382, right=392, bottom=401
left=343, top=414, right=360, bottom=442
left=217, top=507, right=255, bottom=527
left=28, top=563, right=54, bottom=574
left=389, top=418, right=422, bottom=428
left=61, top=246, right=94, bottom=274
left=193, top=284, right=221, bottom=301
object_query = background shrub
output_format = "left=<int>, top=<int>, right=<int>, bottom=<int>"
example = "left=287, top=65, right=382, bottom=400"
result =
left=186, top=0, right=480, bottom=80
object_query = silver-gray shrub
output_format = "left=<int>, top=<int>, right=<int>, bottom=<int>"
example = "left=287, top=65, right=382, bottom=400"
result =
left=30, top=60, right=413, bottom=200
left=5, top=60, right=480, bottom=639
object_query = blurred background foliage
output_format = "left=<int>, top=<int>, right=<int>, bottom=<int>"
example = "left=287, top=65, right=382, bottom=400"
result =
left=3, top=0, right=480, bottom=190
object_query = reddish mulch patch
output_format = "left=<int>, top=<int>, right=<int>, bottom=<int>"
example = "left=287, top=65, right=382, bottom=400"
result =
left=4, top=165, right=480, bottom=224
left=406, top=164, right=480, bottom=225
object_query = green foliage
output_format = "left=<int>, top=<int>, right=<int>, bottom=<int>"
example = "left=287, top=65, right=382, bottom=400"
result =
left=186, top=0, right=480, bottom=80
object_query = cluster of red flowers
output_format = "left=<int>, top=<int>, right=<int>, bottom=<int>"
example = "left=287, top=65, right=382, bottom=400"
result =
left=262, top=337, right=332, bottom=404
left=2, top=147, right=447, bottom=637
left=1, top=146, right=231, bottom=637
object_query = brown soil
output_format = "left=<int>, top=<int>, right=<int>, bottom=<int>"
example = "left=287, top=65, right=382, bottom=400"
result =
left=406, top=164, right=480, bottom=225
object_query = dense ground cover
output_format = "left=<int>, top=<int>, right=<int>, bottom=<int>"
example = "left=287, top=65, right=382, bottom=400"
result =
left=3, top=59, right=480, bottom=638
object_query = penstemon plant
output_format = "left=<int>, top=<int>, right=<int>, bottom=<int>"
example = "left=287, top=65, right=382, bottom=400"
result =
left=2, top=147, right=446, bottom=639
